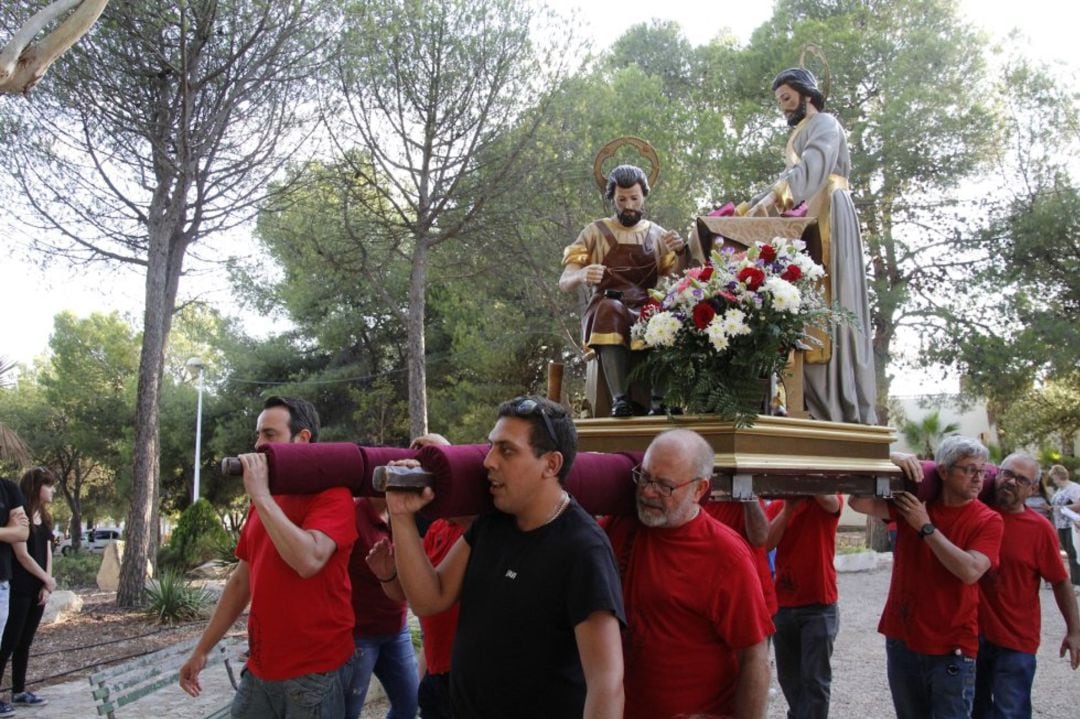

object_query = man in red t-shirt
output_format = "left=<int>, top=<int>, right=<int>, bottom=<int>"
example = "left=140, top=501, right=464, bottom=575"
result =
left=370, top=516, right=471, bottom=719
left=765, top=494, right=842, bottom=719
left=180, top=396, right=357, bottom=718
left=606, top=429, right=772, bottom=719
left=345, top=496, right=418, bottom=719
left=703, top=499, right=778, bottom=617
left=974, top=452, right=1080, bottom=718
left=850, top=435, right=1003, bottom=719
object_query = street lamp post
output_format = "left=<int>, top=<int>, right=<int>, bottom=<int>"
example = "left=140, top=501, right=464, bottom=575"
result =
left=186, top=358, right=206, bottom=504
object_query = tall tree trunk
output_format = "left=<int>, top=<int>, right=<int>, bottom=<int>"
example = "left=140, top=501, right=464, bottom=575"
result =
left=865, top=515, right=892, bottom=553
left=116, top=219, right=186, bottom=607
left=407, top=240, right=430, bottom=439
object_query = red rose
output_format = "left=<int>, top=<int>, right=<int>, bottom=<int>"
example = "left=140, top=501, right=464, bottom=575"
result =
left=781, top=264, right=802, bottom=282
left=737, top=266, right=765, bottom=291
left=640, top=298, right=662, bottom=321
left=692, top=301, right=716, bottom=330
left=759, top=244, right=777, bottom=263
left=699, top=265, right=714, bottom=281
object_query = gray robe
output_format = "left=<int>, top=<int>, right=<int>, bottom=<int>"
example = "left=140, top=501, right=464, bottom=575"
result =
left=774, top=112, right=878, bottom=425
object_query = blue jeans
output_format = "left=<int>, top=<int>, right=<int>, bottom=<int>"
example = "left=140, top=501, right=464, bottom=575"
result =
left=345, top=626, right=418, bottom=719
left=0, top=582, right=9, bottom=641
left=231, top=654, right=354, bottom=719
left=886, top=637, right=976, bottom=719
left=773, top=603, right=839, bottom=719
left=973, top=637, right=1036, bottom=719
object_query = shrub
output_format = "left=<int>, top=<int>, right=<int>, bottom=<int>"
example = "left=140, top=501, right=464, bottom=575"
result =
left=53, top=552, right=102, bottom=590
left=210, top=530, right=239, bottom=569
left=144, top=570, right=215, bottom=624
left=163, top=499, right=231, bottom=571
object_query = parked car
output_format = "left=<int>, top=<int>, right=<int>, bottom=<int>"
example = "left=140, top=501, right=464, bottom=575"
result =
left=56, top=527, right=122, bottom=555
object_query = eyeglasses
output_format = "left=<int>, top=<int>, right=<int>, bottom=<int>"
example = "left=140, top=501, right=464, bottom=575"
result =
left=510, top=397, right=558, bottom=449
left=631, top=466, right=703, bottom=497
left=999, top=468, right=1036, bottom=488
left=952, top=464, right=987, bottom=478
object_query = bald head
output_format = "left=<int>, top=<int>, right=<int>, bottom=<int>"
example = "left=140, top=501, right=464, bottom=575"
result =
left=636, top=430, right=714, bottom=529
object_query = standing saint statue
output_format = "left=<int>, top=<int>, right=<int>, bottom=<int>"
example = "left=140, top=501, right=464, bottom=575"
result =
left=746, top=68, right=877, bottom=425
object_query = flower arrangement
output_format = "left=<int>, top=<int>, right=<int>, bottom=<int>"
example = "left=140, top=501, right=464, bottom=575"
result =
left=631, top=236, right=839, bottom=425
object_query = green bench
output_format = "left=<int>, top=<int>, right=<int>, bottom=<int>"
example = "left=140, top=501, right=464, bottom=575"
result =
left=89, top=635, right=244, bottom=719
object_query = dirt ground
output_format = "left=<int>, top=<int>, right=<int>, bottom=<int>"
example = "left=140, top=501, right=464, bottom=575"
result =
left=24, top=590, right=214, bottom=693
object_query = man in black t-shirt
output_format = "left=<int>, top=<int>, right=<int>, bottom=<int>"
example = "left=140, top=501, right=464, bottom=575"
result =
left=0, top=479, right=29, bottom=643
left=386, top=396, right=626, bottom=719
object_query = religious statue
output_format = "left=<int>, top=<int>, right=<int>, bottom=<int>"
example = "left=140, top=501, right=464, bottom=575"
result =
left=560, top=162, right=686, bottom=417
left=744, top=67, right=877, bottom=425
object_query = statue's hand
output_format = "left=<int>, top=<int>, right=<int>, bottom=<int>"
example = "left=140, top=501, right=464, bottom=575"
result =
left=748, top=191, right=778, bottom=217
left=660, top=231, right=685, bottom=254
left=582, top=264, right=606, bottom=286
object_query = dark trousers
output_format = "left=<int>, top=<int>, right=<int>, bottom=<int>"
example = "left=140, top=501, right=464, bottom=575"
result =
left=1059, top=528, right=1080, bottom=585
left=418, top=672, right=451, bottom=719
left=773, top=603, right=839, bottom=719
left=0, top=592, right=45, bottom=694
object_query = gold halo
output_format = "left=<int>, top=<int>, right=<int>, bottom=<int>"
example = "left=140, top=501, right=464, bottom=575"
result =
left=799, top=45, right=831, bottom=103
left=593, top=137, right=661, bottom=195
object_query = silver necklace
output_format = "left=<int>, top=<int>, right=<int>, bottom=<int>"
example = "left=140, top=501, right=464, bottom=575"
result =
left=543, top=491, right=570, bottom=526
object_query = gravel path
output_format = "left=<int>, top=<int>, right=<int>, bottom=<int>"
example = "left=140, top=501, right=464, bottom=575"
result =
left=22, top=559, right=1080, bottom=718
left=771, top=563, right=1080, bottom=719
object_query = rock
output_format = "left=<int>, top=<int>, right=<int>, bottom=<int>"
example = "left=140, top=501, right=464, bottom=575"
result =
left=42, top=590, right=83, bottom=625
left=96, top=541, right=153, bottom=591
left=834, top=550, right=893, bottom=573
left=190, top=561, right=232, bottom=580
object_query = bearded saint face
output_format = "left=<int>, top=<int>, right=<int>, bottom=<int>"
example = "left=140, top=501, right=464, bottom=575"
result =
left=613, top=183, right=645, bottom=227
left=775, top=83, right=809, bottom=127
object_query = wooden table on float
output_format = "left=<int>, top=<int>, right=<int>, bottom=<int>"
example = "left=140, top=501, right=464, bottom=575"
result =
left=575, top=414, right=904, bottom=499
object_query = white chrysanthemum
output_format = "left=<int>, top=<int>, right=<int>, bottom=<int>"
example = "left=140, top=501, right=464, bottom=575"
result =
left=706, top=318, right=730, bottom=352
left=721, top=308, right=752, bottom=336
left=765, top=277, right=801, bottom=313
left=793, top=253, right=825, bottom=280
left=643, top=311, right=681, bottom=347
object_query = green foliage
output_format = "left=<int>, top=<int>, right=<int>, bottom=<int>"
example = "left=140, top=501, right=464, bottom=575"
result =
left=1000, top=373, right=1080, bottom=454
left=163, top=499, right=231, bottom=571
left=210, top=531, right=240, bottom=569
left=144, top=570, right=215, bottom=624
left=900, top=410, right=960, bottom=459
left=53, top=552, right=103, bottom=590
left=0, top=312, right=139, bottom=536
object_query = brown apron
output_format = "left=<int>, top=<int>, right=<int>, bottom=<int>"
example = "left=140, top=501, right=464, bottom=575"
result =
left=581, top=220, right=660, bottom=349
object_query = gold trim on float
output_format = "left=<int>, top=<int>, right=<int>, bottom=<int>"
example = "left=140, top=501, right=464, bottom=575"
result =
left=575, top=414, right=900, bottom=475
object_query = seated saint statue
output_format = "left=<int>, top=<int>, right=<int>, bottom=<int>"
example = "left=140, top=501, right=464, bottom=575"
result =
left=559, top=165, right=687, bottom=417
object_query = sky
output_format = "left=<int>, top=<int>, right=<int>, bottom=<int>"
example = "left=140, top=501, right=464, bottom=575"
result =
left=1, top=0, right=1075, bottom=395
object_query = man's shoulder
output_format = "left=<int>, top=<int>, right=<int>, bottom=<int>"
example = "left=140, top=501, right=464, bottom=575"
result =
left=1015, top=506, right=1058, bottom=534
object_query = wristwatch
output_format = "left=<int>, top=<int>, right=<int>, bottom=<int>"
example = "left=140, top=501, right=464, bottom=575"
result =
left=918, top=523, right=936, bottom=539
